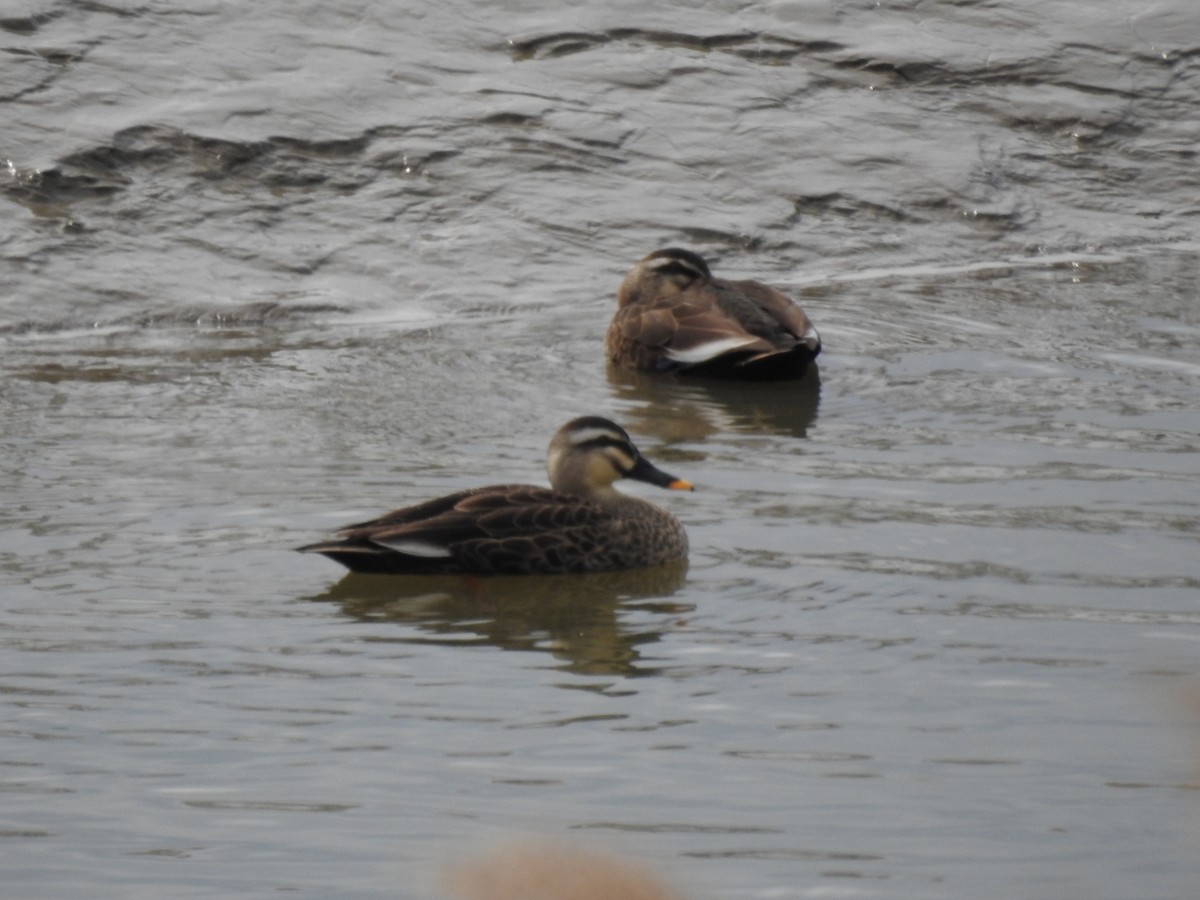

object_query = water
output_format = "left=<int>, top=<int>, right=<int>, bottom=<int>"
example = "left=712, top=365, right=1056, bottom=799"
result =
left=2, top=1, right=1199, bottom=898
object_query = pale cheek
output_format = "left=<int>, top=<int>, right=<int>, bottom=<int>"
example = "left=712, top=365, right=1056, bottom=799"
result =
left=590, top=454, right=624, bottom=485
left=588, top=456, right=611, bottom=484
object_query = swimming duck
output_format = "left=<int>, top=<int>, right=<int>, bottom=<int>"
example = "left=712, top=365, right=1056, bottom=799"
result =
left=298, top=416, right=692, bottom=575
left=606, top=248, right=821, bottom=380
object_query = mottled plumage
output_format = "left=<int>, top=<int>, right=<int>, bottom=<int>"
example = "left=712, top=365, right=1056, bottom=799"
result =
left=298, top=417, right=691, bottom=575
left=606, top=248, right=821, bottom=380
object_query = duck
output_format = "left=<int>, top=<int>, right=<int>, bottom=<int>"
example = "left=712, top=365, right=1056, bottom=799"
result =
left=297, top=416, right=692, bottom=576
left=605, top=248, right=821, bottom=380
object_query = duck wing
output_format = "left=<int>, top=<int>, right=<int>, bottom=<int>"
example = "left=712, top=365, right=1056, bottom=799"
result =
left=712, top=279, right=821, bottom=359
left=304, top=486, right=642, bottom=575
left=336, top=485, right=507, bottom=531
left=363, top=487, right=598, bottom=539
left=609, top=292, right=770, bottom=370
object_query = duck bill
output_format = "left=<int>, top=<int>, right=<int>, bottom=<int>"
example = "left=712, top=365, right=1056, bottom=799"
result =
left=626, top=454, right=694, bottom=491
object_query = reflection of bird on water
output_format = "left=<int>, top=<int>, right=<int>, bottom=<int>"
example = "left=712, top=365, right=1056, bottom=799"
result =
left=443, top=839, right=688, bottom=900
left=606, top=248, right=821, bottom=381
left=298, top=417, right=693, bottom=576
left=609, top=367, right=821, bottom=442
left=311, top=562, right=689, bottom=677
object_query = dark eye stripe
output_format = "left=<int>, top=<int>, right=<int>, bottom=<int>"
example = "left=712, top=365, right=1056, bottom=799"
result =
left=645, top=249, right=712, bottom=280
left=574, top=435, right=634, bottom=455
left=654, top=261, right=703, bottom=280
left=561, top=418, right=638, bottom=470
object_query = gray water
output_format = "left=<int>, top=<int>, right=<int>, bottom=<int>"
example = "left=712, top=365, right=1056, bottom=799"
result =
left=3, top=1, right=1199, bottom=898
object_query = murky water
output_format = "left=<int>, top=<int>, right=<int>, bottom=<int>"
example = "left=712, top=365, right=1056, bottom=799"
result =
left=3, top=1, right=1199, bottom=898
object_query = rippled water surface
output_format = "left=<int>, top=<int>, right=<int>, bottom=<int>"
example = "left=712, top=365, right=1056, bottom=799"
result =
left=3, top=1, right=1199, bottom=898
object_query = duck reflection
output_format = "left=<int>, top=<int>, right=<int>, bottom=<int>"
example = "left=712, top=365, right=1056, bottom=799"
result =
left=608, top=364, right=820, bottom=440
left=309, top=562, right=689, bottom=676
left=444, top=839, right=687, bottom=900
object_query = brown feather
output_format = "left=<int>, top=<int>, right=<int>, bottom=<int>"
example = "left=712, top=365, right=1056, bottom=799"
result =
left=298, top=418, right=691, bottom=576
left=606, top=248, right=821, bottom=380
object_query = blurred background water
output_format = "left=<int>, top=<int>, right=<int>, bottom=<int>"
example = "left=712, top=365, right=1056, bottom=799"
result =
left=2, top=1, right=1198, bottom=898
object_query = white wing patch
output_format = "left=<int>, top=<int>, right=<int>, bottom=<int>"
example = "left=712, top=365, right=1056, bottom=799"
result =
left=802, top=324, right=821, bottom=352
left=666, top=336, right=760, bottom=364
left=373, top=538, right=453, bottom=557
